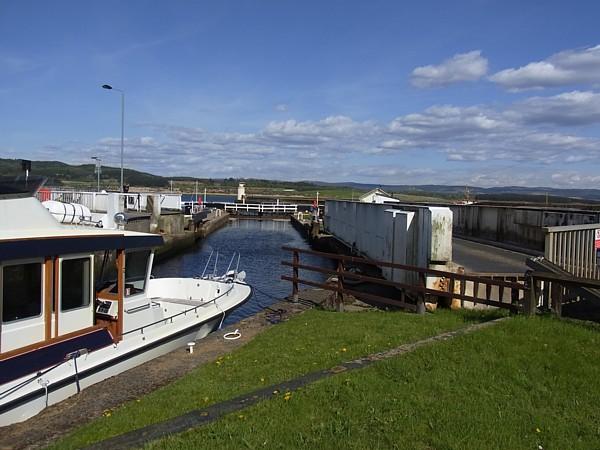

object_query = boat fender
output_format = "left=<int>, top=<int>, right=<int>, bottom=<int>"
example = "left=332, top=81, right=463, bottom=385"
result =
left=223, top=329, right=241, bottom=340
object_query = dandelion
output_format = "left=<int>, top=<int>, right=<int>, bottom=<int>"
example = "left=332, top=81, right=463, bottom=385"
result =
left=203, top=397, right=209, bottom=403
left=341, top=347, right=347, bottom=352
left=536, top=428, right=541, bottom=433
left=103, top=410, right=112, bottom=417
left=239, top=414, right=245, bottom=419
left=273, top=390, right=279, bottom=395
left=260, top=377, right=265, bottom=382
left=284, top=392, right=292, bottom=401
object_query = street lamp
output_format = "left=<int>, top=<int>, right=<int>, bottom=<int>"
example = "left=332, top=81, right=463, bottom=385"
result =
left=91, top=156, right=102, bottom=192
left=101, top=84, right=125, bottom=192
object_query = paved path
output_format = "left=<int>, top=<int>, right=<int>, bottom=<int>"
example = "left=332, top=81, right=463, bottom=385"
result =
left=453, top=237, right=531, bottom=273
left=85, top=317, right=508, bottom=450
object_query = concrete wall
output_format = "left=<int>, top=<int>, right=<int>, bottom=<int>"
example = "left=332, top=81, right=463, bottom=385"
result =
left=451, top=205, right=600, bottom=252
left=324, top=201, right=453, bottom=285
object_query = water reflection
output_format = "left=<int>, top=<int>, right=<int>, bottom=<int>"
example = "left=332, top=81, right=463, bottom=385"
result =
left=153, top=219, right=333, bottom=324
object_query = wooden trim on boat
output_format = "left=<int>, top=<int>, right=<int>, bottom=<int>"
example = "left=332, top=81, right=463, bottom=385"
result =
left=53, top=257, right=59, bottom=338
left=0, top=325, right=105, bottom=361
left=96, top=285, right=118, bottom=301
left=44, top=257, right=53, bottom=341
left=116, top=249, right=125, bottom=341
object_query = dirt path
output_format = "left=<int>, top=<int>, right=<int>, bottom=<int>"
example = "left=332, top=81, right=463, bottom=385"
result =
left=0, top=300, right=309, bottom=450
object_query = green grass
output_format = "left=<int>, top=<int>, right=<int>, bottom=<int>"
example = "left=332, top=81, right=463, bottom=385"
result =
left=51, top=308, right=498, bottom=449
left=147, top=316, right=600, bottom=450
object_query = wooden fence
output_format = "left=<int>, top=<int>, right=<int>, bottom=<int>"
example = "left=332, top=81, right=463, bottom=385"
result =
left=281, top=247, right=600, bottom=317
left=281, top=247, right=527, bottom=313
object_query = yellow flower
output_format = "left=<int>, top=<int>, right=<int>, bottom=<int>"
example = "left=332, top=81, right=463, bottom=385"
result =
left=260, top=377, right=265, bottom=382
left=536, top=428, right=541, bottom=433
left=341, top=347, right=347, bottom=352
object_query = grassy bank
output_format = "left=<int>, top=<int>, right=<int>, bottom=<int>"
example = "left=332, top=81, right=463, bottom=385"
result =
left=150, top=316, right=600, bottom=450
left=51, top=309, right=498, bottom=449
left=50, top=310, right=600, bottom=449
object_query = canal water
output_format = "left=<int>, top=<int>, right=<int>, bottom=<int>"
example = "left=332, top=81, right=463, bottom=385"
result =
left=153, top=219, right=333, bottom=325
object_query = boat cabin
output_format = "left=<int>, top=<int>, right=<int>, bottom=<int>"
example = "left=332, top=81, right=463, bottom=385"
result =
left=0, top=189, right=163, bottom=362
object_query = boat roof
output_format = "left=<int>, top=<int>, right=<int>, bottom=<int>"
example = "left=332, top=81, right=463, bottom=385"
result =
left=0, top=194, right=163, bottom=262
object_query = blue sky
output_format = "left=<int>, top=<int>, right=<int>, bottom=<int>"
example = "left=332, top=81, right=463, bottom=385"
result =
left=2, top=0, right=600, bottom=188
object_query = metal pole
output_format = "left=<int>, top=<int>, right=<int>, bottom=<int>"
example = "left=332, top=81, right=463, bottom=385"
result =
left=120, top=90, right=125, bottom=193
left=92, top=157, right=101, bottom=192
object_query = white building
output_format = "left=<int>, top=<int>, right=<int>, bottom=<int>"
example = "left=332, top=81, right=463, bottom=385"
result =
left=359, top=188, right=400, bottom=204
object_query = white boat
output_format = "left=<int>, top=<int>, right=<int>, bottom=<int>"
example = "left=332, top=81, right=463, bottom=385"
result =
left=0, top=178, right=252, bottom=426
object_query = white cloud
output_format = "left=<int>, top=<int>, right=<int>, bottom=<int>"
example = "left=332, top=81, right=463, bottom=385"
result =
left=410, top=50, right=488, bottom=88
left=551, top=172, right=600, bottom=187
left=490, top=44, right=600, bottom=90
left=388, top=105, right=510, bottom=140
left=274, top=103, right=288, bottom=112
left=514, top=90, right=600, bottom=126
left=30, top=89, right=600, bottom=188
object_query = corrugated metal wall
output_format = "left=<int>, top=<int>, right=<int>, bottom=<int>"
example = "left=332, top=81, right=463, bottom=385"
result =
left=544, top=223, right=600, bottom=280
left=324, top=201, right=452, bottom=285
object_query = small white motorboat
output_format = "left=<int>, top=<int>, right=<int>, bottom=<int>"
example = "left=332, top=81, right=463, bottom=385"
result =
left=0, top=178, right=252, bottom=426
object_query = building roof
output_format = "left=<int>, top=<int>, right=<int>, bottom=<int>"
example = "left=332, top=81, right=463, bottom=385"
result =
left=358, top=188, right=399, bottom=202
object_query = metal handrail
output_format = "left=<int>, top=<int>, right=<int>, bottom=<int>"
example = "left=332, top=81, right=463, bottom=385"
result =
left=122, top=281, right=236, bottom=337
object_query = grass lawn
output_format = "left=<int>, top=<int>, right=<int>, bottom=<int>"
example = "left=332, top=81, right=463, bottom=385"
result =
left=147, top=316, right=600, bottom=450
left=51, top=308, right=498, bottom=449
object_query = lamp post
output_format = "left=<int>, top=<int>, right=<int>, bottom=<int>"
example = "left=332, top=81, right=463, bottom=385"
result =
left=91, top=156, right=102, bottom=192
left=101, top=84, right=125, bottom=192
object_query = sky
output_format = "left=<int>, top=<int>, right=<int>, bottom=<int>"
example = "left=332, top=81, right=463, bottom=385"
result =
left=1, top=0, right=600, bottom=188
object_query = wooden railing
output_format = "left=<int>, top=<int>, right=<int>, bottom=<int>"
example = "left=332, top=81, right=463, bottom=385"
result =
left=281, top=247, right=528, bottom=313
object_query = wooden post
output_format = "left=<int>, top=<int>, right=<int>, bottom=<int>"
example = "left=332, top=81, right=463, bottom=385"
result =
left=541, top=280, right=550, bottom=310
left=416, top=272, right=426, bottom=314
left=550, top=281, right=563, bottom=317
left=292, top=250, right=299, bottom=303
left=526, top=275, right=537, bottom=315
left=510, top=276, right=518, bottom=307
left=336, top=260, right=344, bottom=312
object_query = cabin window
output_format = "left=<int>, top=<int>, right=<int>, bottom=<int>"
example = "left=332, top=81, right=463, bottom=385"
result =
left=2, top=262, right=42, bottom=323
left=125, top=250, right=151, bottom=296
left=61, top=257, right=91, bottom=311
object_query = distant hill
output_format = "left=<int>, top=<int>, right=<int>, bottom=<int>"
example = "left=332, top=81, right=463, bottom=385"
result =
left=314, top=181, right=600, bottom=203
left=2, top=158, right=599, bottom=204
left=0, top=158, right=169, bottom=188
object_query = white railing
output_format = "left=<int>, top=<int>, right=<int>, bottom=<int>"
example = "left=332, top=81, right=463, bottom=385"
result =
left=544, top=223, right=600, bottom=280
left=36, top=189, right=182, bottom=212
left=223, top=202, right=297, bottom=214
